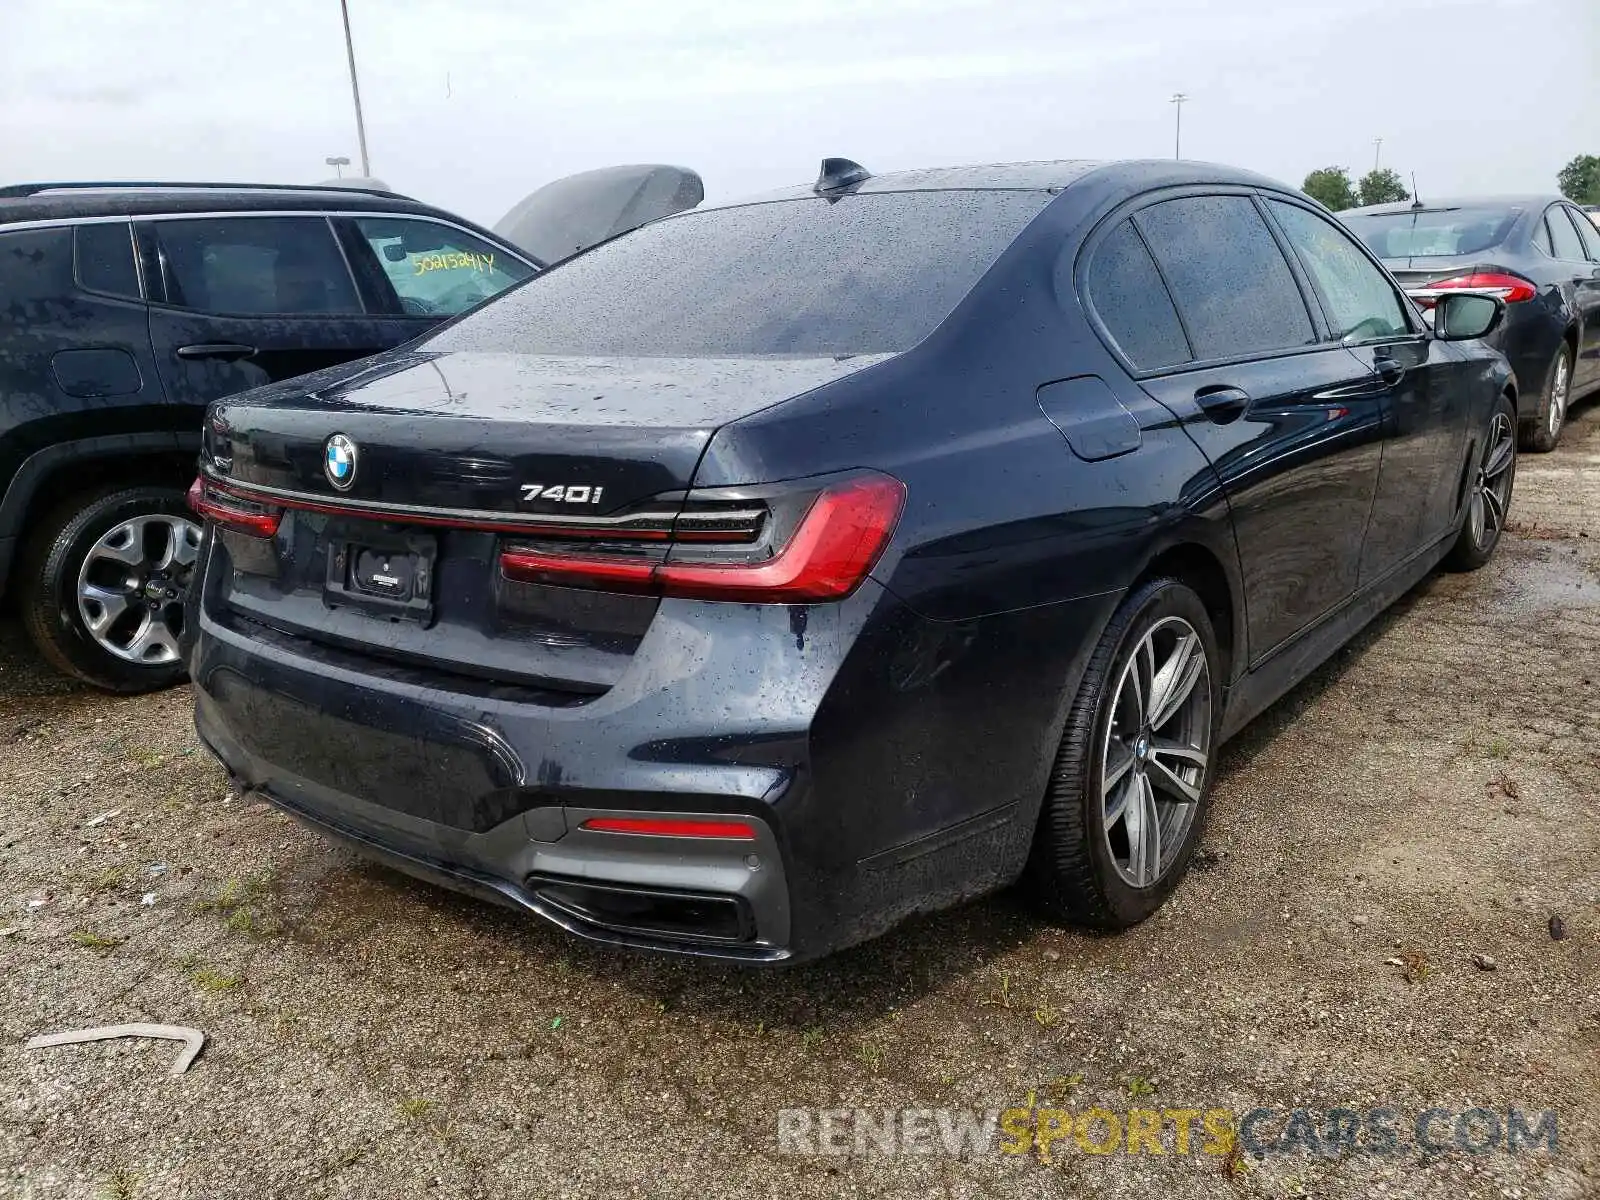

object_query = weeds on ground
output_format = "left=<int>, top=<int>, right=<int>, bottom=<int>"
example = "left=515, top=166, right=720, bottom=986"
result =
left=70, top=930, right=124, bottom=952
left=96, top=1170, right=138, bottom=1200
left=397, top=1097, right=436, bottom=1120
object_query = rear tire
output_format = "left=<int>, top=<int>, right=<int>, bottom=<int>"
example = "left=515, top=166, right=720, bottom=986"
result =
left=17, top=486, right=201, bottom=693
left=1445, top=394, right=1517, bottom=572
left=1521, top=343, right=1572, bottom=453
left=1023, top=578, right=1222, bottom=930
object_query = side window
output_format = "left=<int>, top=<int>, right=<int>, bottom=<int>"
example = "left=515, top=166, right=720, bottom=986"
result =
left=153, top=217, right=362, bottom=316
left=351, top=217, right=533, bottom=317
left=1083, top=220, right=1191, bottom=369
left=74, top=222, right=141, bottom=299
left=1267, top=200, right=1408, bottom=343
left=1135, top=195, right=1315, bottom=360
left=1546, top=206, right=1587, bottom=262
left=1532, top=216, right=1554, bottom=256
left=1564, top=206, right=1600, bottom=262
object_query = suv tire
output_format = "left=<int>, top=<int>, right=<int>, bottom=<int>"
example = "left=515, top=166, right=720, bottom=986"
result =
left=18, top=486, right=201, bottom=693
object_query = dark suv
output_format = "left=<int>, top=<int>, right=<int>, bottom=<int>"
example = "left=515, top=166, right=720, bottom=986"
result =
left=0, top=181, right=538, bottom=690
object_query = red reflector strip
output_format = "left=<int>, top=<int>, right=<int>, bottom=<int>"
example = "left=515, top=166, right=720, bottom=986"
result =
left=187, top=476, right=281, bottom=538
left=579, top=816, right=757, bottom=840
left=499, top=547, right=657, bottom=592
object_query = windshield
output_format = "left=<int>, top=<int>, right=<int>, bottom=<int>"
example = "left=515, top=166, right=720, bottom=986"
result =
left=426, top=190, right=1051, bottom=357
left=1341, top=207, right=1520, bottom=259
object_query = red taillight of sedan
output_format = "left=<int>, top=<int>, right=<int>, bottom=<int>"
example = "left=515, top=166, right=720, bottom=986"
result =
left=499, top=473, right=905, bottom=603
left=1409, top=272, right=1538, bottom=309
left=186, top=476, right=282, bottom=538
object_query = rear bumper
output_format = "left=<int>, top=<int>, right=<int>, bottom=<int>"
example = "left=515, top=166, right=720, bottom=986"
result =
left=189, top=574, right=1113, bottom=961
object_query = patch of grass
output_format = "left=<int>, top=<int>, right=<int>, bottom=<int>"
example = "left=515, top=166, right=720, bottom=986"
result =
left=89, top=867, right=127, bottom=893
left=1033, top=1004, right=1061, bottom=1029
left=397, top=1097, right=436, bottom=1120
left=97, top=1170, right=138, bottom=1200
left=132, top=751, right=166, bottom=771
left=71, top=930, right=124, bottom=951
left=980, top=972, right=1015, bottom=1009
left=1125, top=1076, right=1156, bottom=1099
left=192, top=967, right=241, bottom=992
left=1485, top=736, right=1512, bottom=759
left=198, top=873, right=283, bottom=940
left=800, top=1026, right=825, bottom=1049
left=856, top=1039, right=885, bottom=1074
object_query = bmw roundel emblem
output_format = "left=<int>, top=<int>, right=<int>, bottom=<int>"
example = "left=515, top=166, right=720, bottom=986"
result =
left=324, top=433, right=358, bottom=490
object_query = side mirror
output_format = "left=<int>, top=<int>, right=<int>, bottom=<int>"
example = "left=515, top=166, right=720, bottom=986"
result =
left=1433, top=292, right=1504, bottom=341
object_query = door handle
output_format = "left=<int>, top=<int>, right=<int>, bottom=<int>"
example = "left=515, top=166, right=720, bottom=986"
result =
left=1373, top=355, right=1405, bottom=385
left=176, top=343, right=256, bottom=361
left=1194, top=385, right=1250, bottom=424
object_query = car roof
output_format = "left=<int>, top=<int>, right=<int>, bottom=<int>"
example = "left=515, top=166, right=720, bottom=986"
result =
left=0, top=181, right=459, bottom=227
left=709, top=158, right=1298, bottom=210
left=1344, top=195, right=1562, bottom=217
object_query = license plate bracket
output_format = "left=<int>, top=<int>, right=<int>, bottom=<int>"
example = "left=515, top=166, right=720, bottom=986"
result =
left=323, top=531, right=438, bottom=625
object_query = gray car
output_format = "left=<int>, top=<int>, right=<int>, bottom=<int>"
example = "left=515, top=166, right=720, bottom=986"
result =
left=1342, top=196, right=1600, bottom=450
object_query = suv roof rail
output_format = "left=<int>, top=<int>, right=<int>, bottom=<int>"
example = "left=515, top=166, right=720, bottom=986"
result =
left=0, top=180, right=403, bottom=200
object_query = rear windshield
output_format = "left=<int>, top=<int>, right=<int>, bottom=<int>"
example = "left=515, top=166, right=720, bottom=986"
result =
left=1341, top=207, right=1520, bottom=259
left=426, top=190, right=1051, bottom=357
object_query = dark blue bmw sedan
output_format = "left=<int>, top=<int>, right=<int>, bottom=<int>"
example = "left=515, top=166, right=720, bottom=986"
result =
left=184, top=158, right=1517, bottom=962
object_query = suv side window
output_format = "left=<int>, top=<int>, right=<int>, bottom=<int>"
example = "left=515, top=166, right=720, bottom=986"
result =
left=1267, top=200, right=1409, bottom=343
left=1083, top=220, right=1191, bottom=370
left=1546, top=205, right=1588, bottom=262
left=74, top=222, right=141, bottom=299
left=1563, top=205, right=1600, bottom=261
left=1134, top=195, right=1315, bottom=360
left=350, top=216, right=533, bottom=317
left=152, top=216, right=362, bottom=315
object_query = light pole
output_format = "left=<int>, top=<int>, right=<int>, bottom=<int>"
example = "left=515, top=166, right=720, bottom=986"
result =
left=339, top=0, right=371, bottom=177
left=1373, top=137, right=1383, bottom=170
left=325, top=155, right=350, bottom=179
left=1170, top=93, right=1188, bottom=160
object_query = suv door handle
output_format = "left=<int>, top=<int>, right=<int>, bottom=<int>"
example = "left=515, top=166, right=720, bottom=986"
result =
left=1194, top=385, right=1250, bottom=424
left=1373, top=354, right=1405, bottom=385
left=176, top=343, right=256, bottom=361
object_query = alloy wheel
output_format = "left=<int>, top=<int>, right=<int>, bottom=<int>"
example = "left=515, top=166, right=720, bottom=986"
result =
left=75, top=514, right=203, bottom=665
left=1468, top=411, right=1515, bottom=551
left=1100, top=616, right=1212, bottom=888
left=1548, top=352, right=1570, bottom=438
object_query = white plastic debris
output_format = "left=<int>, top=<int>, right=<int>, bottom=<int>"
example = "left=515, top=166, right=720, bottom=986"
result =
left=147, top=863, right=168, bottom=878
left=25, top=899, right=47, bottom=910
left=84, top=809, right=123, bottom=828
left=26, top=1024, right=205, bottom=1075
left=140, top=893, right=157, bottom=907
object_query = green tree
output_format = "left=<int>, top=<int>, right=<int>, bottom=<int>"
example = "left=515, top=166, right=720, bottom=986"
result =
left=1302, top=167, right=1357, bottom=212
left=1557, top=154, right=1600, bottom=205
left=1357, top=167, right=1409, bottom=207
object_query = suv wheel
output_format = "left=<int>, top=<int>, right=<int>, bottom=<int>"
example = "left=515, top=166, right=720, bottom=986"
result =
left=18, top=486, right=202, bottom=692
left=1522, top=343, right=1572, bottom=453
left=1024, top=577, right=1221, bottom=929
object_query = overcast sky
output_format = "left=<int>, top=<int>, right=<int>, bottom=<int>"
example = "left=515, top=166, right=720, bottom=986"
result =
left=2, top=0, right=1594, bottom=226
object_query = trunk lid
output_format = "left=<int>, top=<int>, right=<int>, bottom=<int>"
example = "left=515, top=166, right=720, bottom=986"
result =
left=200, top=350, right=882, bottom=693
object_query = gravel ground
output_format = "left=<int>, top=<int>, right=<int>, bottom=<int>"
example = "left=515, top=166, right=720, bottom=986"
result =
left=2, top=405, right=1598, bottom=1200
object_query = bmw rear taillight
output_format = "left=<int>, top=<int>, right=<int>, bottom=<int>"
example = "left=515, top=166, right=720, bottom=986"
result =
left=1409, top=272, right=1537, bottom=309
left=499, top=472, right=905, bottom=603
left=186, top=476, right=282, bottom=538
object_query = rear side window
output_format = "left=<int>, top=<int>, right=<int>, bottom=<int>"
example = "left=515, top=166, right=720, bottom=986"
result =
left=74, top=222, right=140, bottom=299
left=152, top=217, right=361, bottom=316
left=1532, top=219, right=1554, bottom=255
left=1569, top=206, right=1600, bottom=261
left=1084, top=221, right=1190, bottom=369
left=1268, top=201, right=1408, bottom=343
left=428, top=190, right=1052, bottom=357
left=1135, top=195, right=1315, bottom=360
left=351, top=216, right=533, bottom=316
left=1547, top=206, right=1589, bottom=262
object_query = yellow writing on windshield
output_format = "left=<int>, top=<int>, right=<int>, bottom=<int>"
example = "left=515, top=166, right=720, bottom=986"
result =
left=413, top=251, right=495, bottom=276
